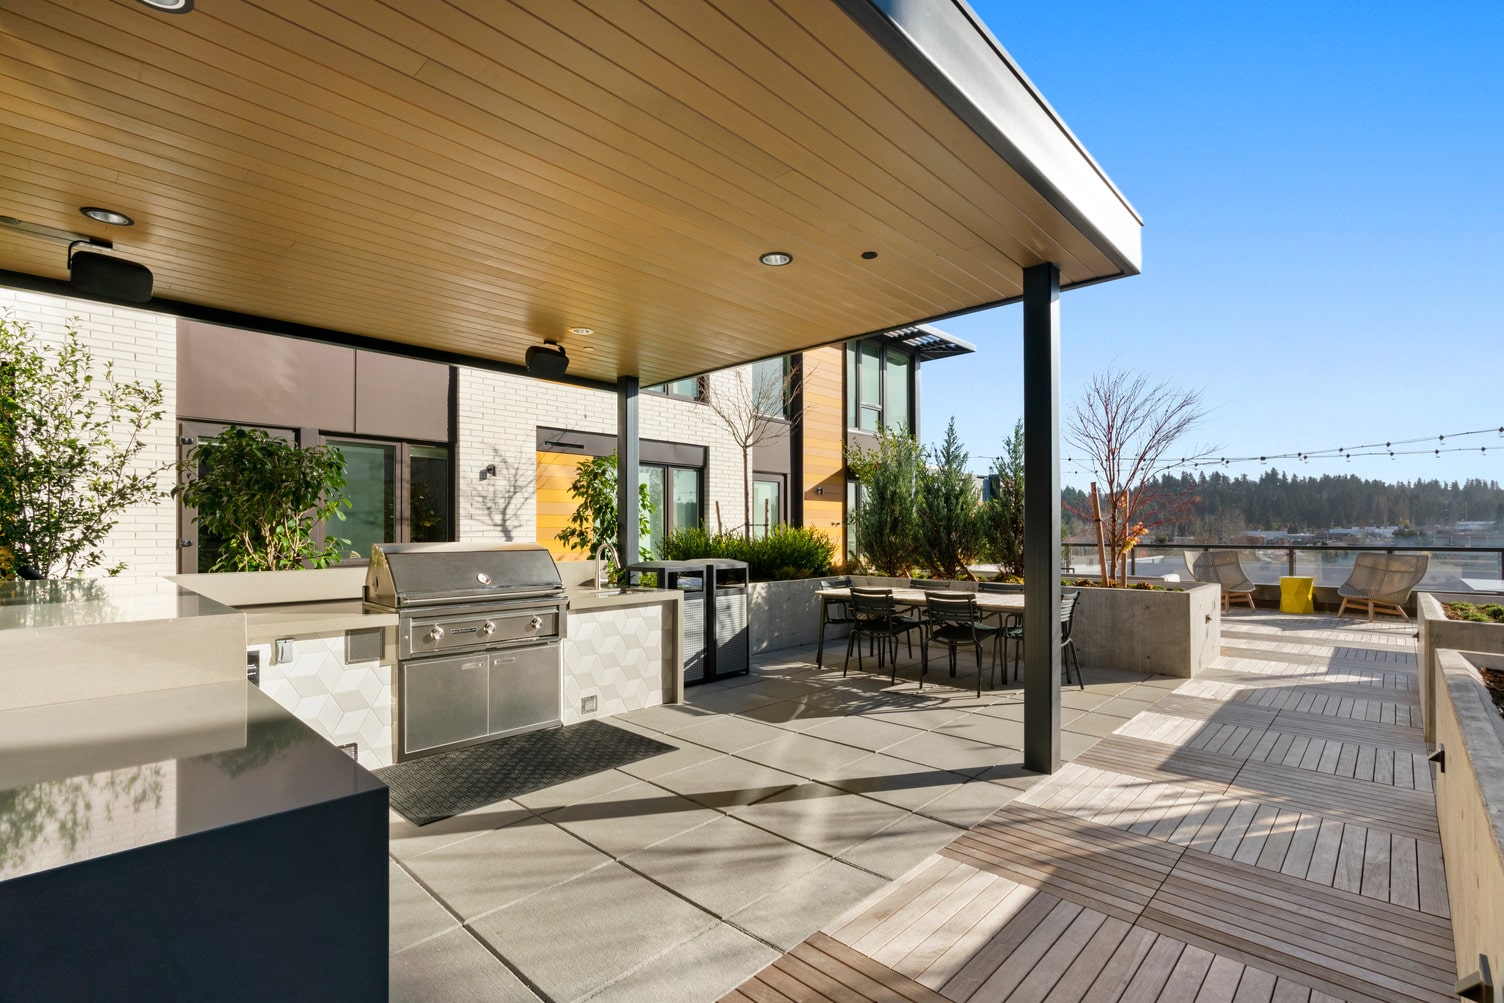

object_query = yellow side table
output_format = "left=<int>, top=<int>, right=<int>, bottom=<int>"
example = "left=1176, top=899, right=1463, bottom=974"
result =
left=1280, top=576, right=1315, bottom=614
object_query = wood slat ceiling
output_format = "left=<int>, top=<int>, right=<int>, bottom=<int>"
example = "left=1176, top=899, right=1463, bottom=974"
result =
left=0, top=0, right=1136, bottom=384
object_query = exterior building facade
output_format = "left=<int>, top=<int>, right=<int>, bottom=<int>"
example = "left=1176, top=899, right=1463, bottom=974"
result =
left=2, top=286, right=969, bottom=577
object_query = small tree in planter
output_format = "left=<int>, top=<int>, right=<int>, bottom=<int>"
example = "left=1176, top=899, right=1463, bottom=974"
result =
left=916, top=419, right=983, bottom=580
left=1066, top=369, right=1210, bottom=586
left=175, top=426, right=351, bottom=571
left=554, top=451, right=654, bottom=577
left=847, top=426, right=922, bottom=575
left=0, top=315, right=169, bottom=577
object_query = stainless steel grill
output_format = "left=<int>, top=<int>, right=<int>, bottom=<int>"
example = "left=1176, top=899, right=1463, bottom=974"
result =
left=365, top=542, right=569, bottom=761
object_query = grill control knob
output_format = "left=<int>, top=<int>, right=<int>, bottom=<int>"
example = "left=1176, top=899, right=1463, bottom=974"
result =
left=528, top=616, right=544, bottom=631
left=427, top=625, right=445, bottom=643
left=480, top=620, right=496, bottom=637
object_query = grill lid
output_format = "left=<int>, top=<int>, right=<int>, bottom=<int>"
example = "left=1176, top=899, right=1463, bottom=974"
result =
left=365, top=542, right=566, bottom=608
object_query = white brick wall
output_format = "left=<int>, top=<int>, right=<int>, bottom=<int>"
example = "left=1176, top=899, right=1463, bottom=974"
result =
left=1, top=289, right=178, bottom=577
left=456, top=367, right=748, bottom=547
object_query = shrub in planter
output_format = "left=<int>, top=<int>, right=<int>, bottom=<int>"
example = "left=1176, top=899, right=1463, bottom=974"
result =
left=658, top=525, right=835, bottom=581
left=175, top=426, right=350, bottom=571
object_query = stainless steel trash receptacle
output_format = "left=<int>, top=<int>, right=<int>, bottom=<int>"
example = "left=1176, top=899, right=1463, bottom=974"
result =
left=624, top=559, right=749, bottom=685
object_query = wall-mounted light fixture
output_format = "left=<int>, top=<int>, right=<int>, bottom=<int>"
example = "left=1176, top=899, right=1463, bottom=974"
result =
left=479, top=463, right=498, bottom=481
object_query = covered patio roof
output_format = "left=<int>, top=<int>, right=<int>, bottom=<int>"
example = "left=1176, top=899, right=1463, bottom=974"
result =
left=0, top=0, right=1139, bottom=386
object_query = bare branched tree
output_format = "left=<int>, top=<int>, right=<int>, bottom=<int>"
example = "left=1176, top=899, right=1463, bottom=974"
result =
left=1066, top=369, right=1212, bottom=585
left=701, top=358, right=805, bottom=540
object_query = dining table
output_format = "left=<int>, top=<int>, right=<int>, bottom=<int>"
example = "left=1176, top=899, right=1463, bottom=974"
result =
left=813, top=586, right=1024, bottom=670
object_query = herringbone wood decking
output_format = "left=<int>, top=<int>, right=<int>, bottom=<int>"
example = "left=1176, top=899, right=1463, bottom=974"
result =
left=725, top=613, right=1453, bottom=1002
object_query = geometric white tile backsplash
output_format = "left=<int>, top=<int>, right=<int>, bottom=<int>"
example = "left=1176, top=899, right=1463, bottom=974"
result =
left=252, top=634, right=394, bottom=769
left=562, top=605, right=670, bottom=725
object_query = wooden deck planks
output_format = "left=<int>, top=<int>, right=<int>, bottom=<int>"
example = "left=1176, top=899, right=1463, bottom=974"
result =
left=725, top=613, right=1452, bottom=1003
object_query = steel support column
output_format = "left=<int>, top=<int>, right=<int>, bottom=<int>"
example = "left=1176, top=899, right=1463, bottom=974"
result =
left=1022, top=262, right=1062, bottom=773
left=617, top=376, right=640, bottom=567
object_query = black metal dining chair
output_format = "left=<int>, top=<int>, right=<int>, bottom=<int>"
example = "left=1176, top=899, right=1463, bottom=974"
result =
left=920, top=592, right=1003, bottom=696
left=844, top=589, right=921, bottom=683
left=1001, top=591, right=1084, bottom=690
left=815, top=576, right=853, bottom=668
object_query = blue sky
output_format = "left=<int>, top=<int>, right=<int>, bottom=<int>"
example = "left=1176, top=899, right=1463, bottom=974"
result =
left=923, top=0, right=1503, bottom=492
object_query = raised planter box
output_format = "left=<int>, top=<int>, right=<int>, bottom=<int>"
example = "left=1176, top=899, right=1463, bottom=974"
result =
left=1431, top=647, right=1504, bottom=983
left=1071, top=582, right=1220, bottom=678
left=1418, top=592, right=1504, bottom=741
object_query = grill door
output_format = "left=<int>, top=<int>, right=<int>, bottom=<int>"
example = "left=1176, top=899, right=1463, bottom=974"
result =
left=488, top=642, right=562, bottom=738
left=403, top=653, right=488, bottom=755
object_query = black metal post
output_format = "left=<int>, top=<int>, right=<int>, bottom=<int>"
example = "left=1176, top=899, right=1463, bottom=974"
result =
left=1022, top=262, right=1062, bottom=773
left=617, top=376, right=640, bottom=565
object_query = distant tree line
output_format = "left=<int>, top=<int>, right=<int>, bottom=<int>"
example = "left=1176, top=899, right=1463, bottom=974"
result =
left=1063, top=469, right=1504, bottom=542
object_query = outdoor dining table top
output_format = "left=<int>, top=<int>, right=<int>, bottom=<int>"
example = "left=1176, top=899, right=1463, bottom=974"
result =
left=815, top=586, right=1024, bottom=613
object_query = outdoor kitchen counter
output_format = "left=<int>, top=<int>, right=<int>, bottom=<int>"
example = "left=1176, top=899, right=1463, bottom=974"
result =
left=0, top=682, right=387, bottom=999
left=0, top=576, right=246, bottom=711
left=238, top=599, right=396, bottom=645
left=562, top=584, right=686, bottom=716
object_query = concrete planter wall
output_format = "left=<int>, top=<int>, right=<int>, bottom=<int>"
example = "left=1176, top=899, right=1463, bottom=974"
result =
left=1071, top=583, right=1220, bottom=678
left=1418, top=593, right=1504, bottom=742
left=1431, top=647, right=1504, bottom=982
left=748, top=578, right=832, bottom=654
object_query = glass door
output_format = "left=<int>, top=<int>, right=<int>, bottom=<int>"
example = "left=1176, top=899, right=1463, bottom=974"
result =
left=329, top=440, right=396, bottom=561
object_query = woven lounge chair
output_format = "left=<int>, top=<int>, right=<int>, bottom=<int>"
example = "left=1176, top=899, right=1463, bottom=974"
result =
left=1337, top=552, right=1429, bottom=620
left=1188, top=551, right=1256, bottom=611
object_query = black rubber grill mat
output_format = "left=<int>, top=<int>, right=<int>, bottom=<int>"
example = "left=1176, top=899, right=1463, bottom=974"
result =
left=376, top=720, right=676, bottom=826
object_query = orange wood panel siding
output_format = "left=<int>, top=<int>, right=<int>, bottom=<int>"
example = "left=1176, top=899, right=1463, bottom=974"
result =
left=536, top=450, right=587, bottom=562
left=801, top=346, right=846, bottom=555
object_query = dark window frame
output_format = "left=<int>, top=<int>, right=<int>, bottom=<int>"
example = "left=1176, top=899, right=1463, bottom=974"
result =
left=642, top=375, right=707, bottom=402
left=846, top=341, right=914, bottom=433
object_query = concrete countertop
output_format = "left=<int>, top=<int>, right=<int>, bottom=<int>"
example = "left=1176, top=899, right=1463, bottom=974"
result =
left=0, top=576, right=239, bottom=630
left=0, top=683, right=383, bottom=882
left=241, top=600, right=397, bottom=644
left=565, top=585, right=682, bottom=612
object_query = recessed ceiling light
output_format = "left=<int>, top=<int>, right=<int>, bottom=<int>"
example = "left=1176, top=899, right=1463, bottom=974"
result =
left=80, top=207, right=134, bottom=226
left=861, top=251, right=879, bottom=260
left=135, top=0, right=194, bottom=12
left=567, top=327, right=593, bottom=336
left=759, top=251, right=792, bottom=267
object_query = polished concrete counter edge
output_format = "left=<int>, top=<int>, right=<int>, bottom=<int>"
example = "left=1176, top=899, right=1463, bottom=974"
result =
left=566, top=585, right=683, bottom=613
left=0, top=683, right=384, bottom=883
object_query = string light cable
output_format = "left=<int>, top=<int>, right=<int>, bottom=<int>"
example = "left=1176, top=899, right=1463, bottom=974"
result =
left=1055, top=425, right=1504, bottom=473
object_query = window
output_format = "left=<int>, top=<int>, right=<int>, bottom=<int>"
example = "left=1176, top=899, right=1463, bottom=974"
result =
left=846, top=340, right=913, bottom=433
left=325, top=438, right=453, bottom=561
left=644, top=376, right=705, bottom=401
left=752, top=476, right=783, bottom=539
left=639, top=463, right=702, bottom=555
left=750, top=357, right=792, bottom=418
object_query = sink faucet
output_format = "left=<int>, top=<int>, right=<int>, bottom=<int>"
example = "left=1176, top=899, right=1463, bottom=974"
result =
left=594, top=541, right=620, bottom=590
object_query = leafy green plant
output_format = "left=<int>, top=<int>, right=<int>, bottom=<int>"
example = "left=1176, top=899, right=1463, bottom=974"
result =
left=1447, top=601, right=1504, bottom=623
left=980, top=418, right=1026, bottom=577
left=916, top=419, right=984, bottom=580
left=0, top=315, right=169, bottom=577
left=657, top=524, right=835, bottom=581
left=847, top=426, right=922, bottom=575
left=175, top=426, right=351, bottom=571
left=554, top=452, right=653, bottom=577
